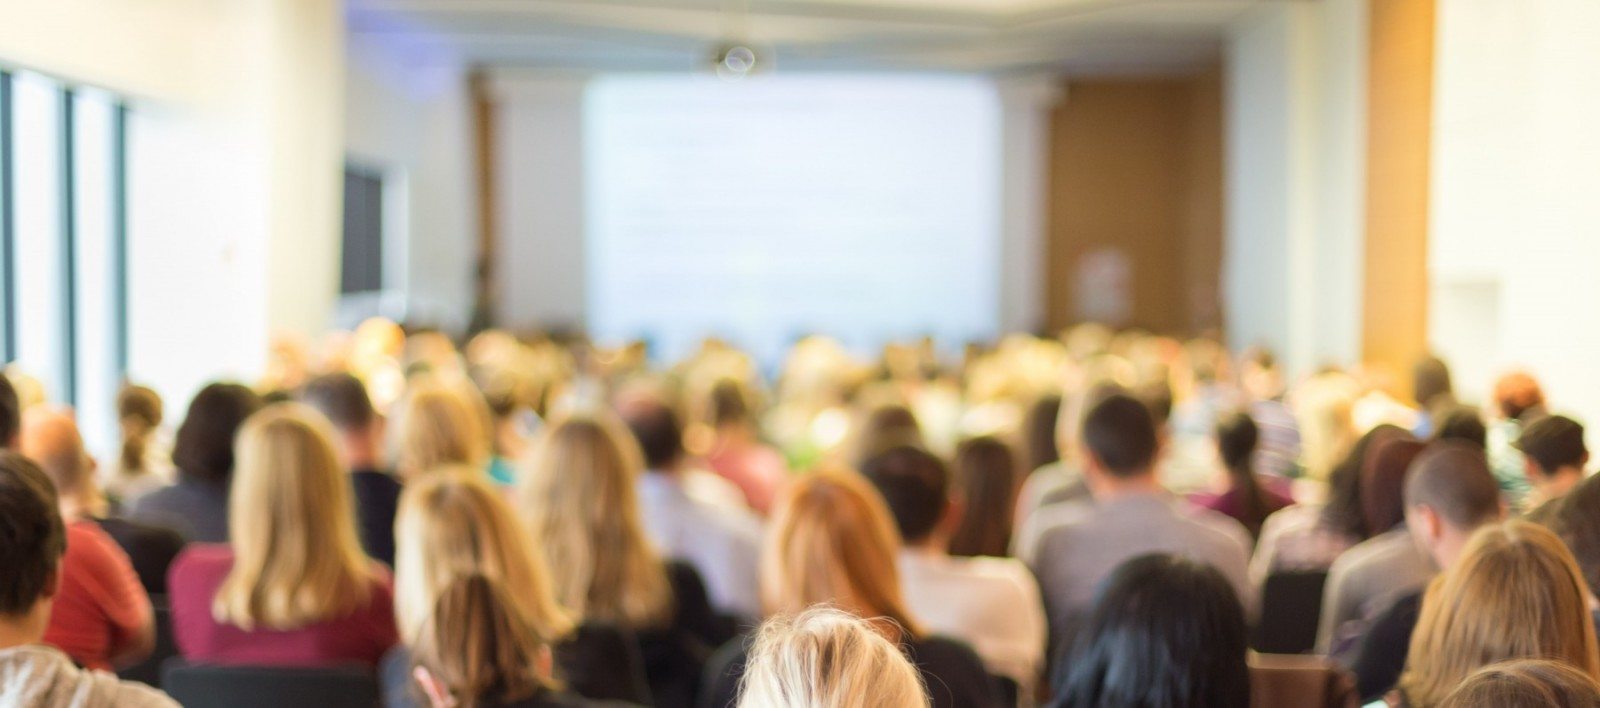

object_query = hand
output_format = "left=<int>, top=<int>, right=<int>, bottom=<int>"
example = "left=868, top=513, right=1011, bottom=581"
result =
left=414, top=666, right=456, bottom=708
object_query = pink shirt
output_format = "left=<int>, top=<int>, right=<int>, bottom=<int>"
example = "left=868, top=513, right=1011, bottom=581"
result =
left=168, top=544, right=398, bottom=668
left=44, top=521, right=151, bottom=671
left=706, top=439, right=788, bottom=515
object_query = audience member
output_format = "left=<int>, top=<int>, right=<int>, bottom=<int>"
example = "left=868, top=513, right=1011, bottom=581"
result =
left=947, top=436, right=1022, bottom=558
left=406, top=574, right=636, bottom=708
left=1540, top=471, right=1600, bottom=596
left=1193, top=411, right=1292, bottom=541
left=620, top=398, right=764, bottom=621
left=1316, top=435, right=1434, bottom=656
left=0, top=373, right=18, bottom=449
left=1348, top=443, right=1504, bottom=700
left=1429, top=408, right=1487, bottom=449
left=102, top=384, right=174, bottom=505
left=301, top=372, right=403, bottom=566
left=1438, top=659, right=1600, bottom=708
left=1019, top=394, right=1252, bottom=651
left=1239, top=347, right=1303, bottom=481
left=19, top=411, right=167, bottom=671
left=1515, top=414, right=1587, bottom=521
left=1250, top=425, right=1400, bottom=587
left=392, top=379, right=488, bottom=479
left=1052, top=554, right=1251, bottom=708
left=1410, top=356, right=1456, bottom=439
left=847, top=402, right=926, bottom=468
left=128, top=382, right=262, bottom=542
left=735, top=607, right=929, bottom=708
left=1487, top=371, right=1547, bottom=510
left=518, top=413, right=726, bottom=707
left=702, top=379, right=788, bottom=516
left=0, top=452, right=177, bottom=707
left=1388, top=520, right=1599, bottom=708
left=387, top=471, right=649, bottom=706
left=862, top=444, right=1045, bottom=694
left=703, top=470, right=997, bottom=708
left=1012, top=377, right=1126, bottom=535
left=1023, top=394, right=1062, bottom=476
left=168, top=404, right=398, bottom=667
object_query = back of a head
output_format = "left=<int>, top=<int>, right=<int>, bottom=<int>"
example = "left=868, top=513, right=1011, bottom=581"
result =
left=0, top=452, right=67, bottom=616
left=0, top=374, right=17, bottom=449
left=1439, top=659, right=1600, bottom=708
left=860, top=445, right=949, bottom=546
left=117, top=384, right=163, bottom=474
left=738, top=607, right=928, bottom=708
left=1517, top=415, right=1588, bottom=476
left=709, top=379, right=751, bottom=428
left=414, top=574, right=552, bottom=708
left=1432, top=407, right=1488, bottom=449
left=1215, top=411, right=1259, bottom=472
left=396, top=381, right=487, bottom=476
left=1403, top=442, right=1502, bottom=531
left=1494, top=372, right=1546, bottom=421
left=18, top=409, right=92, bottom=497
left=1547, top=474, right=1600, bottom=595
left=621, top=399, right=685, bottom=471
left=1081, top=393, right=1158, bottom=478
left=852, top=404, right=925, bottom=466
left=1413, top=356, right=1454, bottom=409
left=173, top=382, right=264, bottom=485
left=764, top=470, right=917, bottom=634
left=948, top=436, right=1020, bottom=558
left=1060, top=554, right=1250, bottom=708
left=1024, top=394, right=1062, bottom=472
left=217, top=403, right=369, bottom=630
left=1360, top=434, right=1426, bottom=534
left=1403, top=520, right=1600, bottom=706
left=300, top=372, right=377, bottom=432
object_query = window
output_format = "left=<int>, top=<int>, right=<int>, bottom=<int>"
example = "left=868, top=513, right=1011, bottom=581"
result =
left=0, top=69, right=130, bottom=452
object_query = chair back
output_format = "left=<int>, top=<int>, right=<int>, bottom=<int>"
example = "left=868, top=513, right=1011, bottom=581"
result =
left=1252, top=570, right=1329, bottom=654
left=162, top=660, right=380, bottom=708
left=118, top=596, right=177, bottom=688
left=1250, top=653, right=1359, bottom=708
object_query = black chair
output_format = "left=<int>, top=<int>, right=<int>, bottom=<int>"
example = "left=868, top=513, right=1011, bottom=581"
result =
left=1251, top=570, right=1329, bottom=654
left=162, top=660, right=380, bottom=708
left=118, top=596, right=177, bottom=688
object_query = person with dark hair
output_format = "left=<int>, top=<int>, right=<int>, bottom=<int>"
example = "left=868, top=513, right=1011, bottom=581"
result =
left=948, top=436, right=1022, bottom=558
left=861, top=445, right=1045, bottom=694
left=1440, top=659, right=1600, bottom=708
left=1052, top=554, right=1251, bottom=708
left=1317, top=435, right=1435, bottom=656
left=1411, top=356, right=1456, bottom=438
left=0, top=373, right=19, bottom=449
left=1193, top=412, right=1292, bottom=541
left=1540, top=471, right=1600, bottom=598
left=0, top=452, right=179, bottom=706
left=1020, top=394, right=1252, bottom=651
left=1431, top=407, right=1487, bottom=449
left=1348, top=442, right=1505, bottom=701
left=1023, top=395, right=1062, bottom=476
left=1516, top=415, right=1588, bottom=519
left=1489, top=371, right=1548, bottom=511
left=619, top=396, right=763, bottom=622
left=702, top=378, right=788, bottom=516
left=127, top=382, right=263, bottom=542
left=301, top=372, right=403, bottom=566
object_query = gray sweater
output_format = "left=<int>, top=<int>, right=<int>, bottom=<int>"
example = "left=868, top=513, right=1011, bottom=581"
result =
left=0, top=644, right=177, bottom=708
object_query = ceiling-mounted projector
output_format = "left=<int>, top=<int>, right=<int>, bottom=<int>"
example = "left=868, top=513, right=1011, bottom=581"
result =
left=709, top=42, right=768, bottom=80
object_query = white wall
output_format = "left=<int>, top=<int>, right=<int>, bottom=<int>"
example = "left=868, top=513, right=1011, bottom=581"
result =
left=344, top=32, right=477, bottom=331
left=0, top=0, right=345, bottom=435
left=1429, top=0, right=1600, bottom=435
left=1223, top=0, right=1367, bottom=377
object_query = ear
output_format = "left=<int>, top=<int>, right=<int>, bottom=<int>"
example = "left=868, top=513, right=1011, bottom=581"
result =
left=414, top=666, right=455, bottom=708
left=1419, top=505, right=1444, bottom=542
left=1524, top=457, right=1542, bottom=482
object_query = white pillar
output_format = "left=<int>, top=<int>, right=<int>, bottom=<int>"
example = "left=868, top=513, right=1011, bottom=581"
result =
left=995, top=76, right=1064, bottom=335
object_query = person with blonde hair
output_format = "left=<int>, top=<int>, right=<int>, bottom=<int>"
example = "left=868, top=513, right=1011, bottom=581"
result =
left=1438, top=659, right=1600, bottom=708
left=384, top=470, right=649, bottom=706
left=392, top=379, right=489, bottom=479
left=736, top=607, right=928, bottom=708
left=168, top=404, right=398, bottom=667
left=517, top=413, right=725, bottom=707
left=1386, top=520, right=1600, bottom=707
left=704, top=470, right=996, bottom=708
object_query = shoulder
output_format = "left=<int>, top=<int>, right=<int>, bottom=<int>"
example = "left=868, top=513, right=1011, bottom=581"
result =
left=1179, top=504, right=1254, bottom=553
left=908, top=636, right=992, bottom=695
left=171, top=543, right=235, bottom=583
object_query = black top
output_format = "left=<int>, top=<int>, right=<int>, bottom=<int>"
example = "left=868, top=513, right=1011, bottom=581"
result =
left=350, top=469, right=403, bottom=567
left=1350, top=590, right=1422, bottom=702
left=496, top=691, right=640, bottom=708
left=127, top=478, right=230, bottom=543
left=92, top=515, right=186, bottom=595
left=637, top=562, right=734, bottom=708
left=699, top=631, right=998, bottom=708
left=381, top=621, right=652, bottom=707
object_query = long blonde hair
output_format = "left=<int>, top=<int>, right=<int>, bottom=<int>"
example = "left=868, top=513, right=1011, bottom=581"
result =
left=515, top=413, right=672, bottom=628
left=762, top=469, right=922, bottom=638
left=1400, top=520, right=1600, bottom=707
left=738, top=607, right=928, bottom=708
left=413, top=574, right=556, bottom=708
left=214, top=404, right=375, bottom=630
left=394, top=469, right=574, bottom=642
left=394, top=380, right=488, bottom=478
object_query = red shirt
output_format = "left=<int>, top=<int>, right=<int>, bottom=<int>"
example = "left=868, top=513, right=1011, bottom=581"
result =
left=168, top=544, right=399, bottom=668
left=44, top=521, right=152, bottom=671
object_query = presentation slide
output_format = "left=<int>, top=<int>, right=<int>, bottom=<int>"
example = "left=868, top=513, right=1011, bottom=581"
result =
left=585, top=74, right=1002, bottom=366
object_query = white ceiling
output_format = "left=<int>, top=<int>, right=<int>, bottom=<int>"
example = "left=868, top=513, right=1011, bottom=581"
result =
left=346, top=0, right=1286, bottom=75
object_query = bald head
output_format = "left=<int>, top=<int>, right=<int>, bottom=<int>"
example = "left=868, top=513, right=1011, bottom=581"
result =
left=18, top=409, right=93, bottom=497
left=1404, top=441, right=1500, bottom=530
